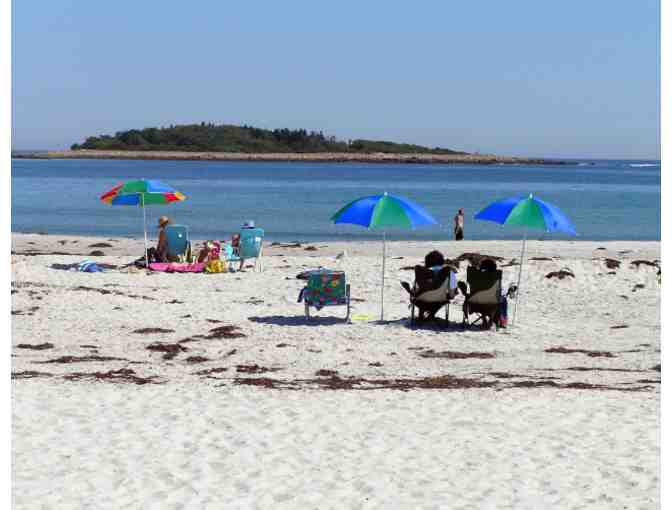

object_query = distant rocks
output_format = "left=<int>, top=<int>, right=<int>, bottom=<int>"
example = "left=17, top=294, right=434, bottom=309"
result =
left=16, top=149, right=579, bottom=166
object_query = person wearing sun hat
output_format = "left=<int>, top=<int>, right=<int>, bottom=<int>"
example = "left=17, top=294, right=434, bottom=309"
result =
left=145, top=216, right=172, bottom=263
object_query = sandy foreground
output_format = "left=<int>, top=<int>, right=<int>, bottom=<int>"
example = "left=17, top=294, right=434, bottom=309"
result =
left=11, top=234, right=660, bottom=509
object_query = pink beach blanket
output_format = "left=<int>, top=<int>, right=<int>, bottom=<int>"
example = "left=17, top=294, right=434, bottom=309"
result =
left=148, top=262, right=205, bottom=273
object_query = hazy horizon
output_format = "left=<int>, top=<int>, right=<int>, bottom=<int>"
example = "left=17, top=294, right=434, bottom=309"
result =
left=12, top=1, right=660, bottom=159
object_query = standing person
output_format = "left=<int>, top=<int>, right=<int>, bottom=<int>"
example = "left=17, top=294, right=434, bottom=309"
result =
left=454, top=208, right=465, bottom=240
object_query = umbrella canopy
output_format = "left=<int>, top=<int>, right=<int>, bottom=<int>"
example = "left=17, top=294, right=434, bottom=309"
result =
left=474, top=194, right=576, bottom=326
left=331, top=193, right=437, bottom=229
left=474, top=194, right=576, bottom=234
left=100, top=179, right=186, bottom=265
left=100, top=179, right=186, bottom=206
left=332, top=193, right=438, bottom=321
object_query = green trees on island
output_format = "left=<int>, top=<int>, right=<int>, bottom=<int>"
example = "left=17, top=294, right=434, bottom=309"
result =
left=70, top=123, right=466, bottom=155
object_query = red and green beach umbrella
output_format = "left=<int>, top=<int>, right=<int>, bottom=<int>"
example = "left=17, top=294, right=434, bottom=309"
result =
left=100, top=179, right=186, bottom=263
left=100, top=180, right=185, bottom=205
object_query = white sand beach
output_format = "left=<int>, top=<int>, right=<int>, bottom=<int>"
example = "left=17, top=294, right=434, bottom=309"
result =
left=11, top=234, right=660, bottom=509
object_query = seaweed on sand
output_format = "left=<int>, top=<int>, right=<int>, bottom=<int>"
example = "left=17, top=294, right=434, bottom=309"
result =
left=16, top=343, right=54, bottom=350
left=37, top=355, right=126, bottom=363
left=545, top=347, right=615, bottom=358
left=205, top=325, right=246, bottom=339
left=12, top=371, right=53, bottom=379
left=133, top=327, right=175, bottom=334
left=64, top=368, right=161, bottom=385
left=194, top=367, right=229, bottom=376
left=545, top=269, right=575, bottom=280
left=185, top=356, right=209, bottom=364
left=236, top=364, right=282, bottom=374
left=315, top=369, right=339, bottom=377
left=146, top=343, right=188, bottom=360
left=418, top=350, right=495, bottom=359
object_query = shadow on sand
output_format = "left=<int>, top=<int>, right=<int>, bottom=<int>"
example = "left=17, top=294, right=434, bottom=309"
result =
left=248, top=315, right=350, bottom=327
left=401, top=318, right=475, bottom=333
left=249, top=315, right=484, bottom=333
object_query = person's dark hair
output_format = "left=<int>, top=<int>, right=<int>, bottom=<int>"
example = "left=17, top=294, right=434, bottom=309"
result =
left=479, top=258, right=497, bottom=272
left=424, top=250, right=445, bottom=268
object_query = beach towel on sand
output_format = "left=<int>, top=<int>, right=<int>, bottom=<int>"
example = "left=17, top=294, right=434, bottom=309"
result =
left=148, top=262, right=205, bottom=273
left=78, top=260, right=103, bottom=272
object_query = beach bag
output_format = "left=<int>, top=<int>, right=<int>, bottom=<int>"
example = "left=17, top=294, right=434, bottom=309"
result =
left=205, top=259, right=226, bottom=273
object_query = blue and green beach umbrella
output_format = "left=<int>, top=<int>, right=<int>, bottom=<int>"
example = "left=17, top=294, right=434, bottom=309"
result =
left=332, top=193, right=438, bottom=321
left=475, top=194, right=576, bottom=325
left=474, top=194, right=576, bottom=235
left=331, top=192, right=438, bottom=230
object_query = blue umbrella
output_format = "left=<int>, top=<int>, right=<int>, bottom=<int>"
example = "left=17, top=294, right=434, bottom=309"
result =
left=474, top=194, right=576, bottom=325
left=332, top=193, right=438, bottom=321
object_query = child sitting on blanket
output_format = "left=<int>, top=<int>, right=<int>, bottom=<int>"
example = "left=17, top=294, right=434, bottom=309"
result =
left=197, top=240, right=221, bottom=263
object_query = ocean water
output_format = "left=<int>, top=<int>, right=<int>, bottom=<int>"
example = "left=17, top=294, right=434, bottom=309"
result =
left=11, top=158, right=660, bottom=242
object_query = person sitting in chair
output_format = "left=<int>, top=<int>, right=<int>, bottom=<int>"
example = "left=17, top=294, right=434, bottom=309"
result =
left=146, top=216, right=172, bottom=263
left=458, top=258, right=515, bottom=329
left=424, top=250, right=445, bottom=271
left=458, top=258, right=496, bottom=296
left=401, top=250, right=457, bottom=322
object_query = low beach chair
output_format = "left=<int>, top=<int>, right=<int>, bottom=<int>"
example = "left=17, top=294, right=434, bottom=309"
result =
left=164, top=224, right=191, bottom=262
left=222, top=243, right=240, bottom=263
left=300, top=270, right=351, bottom=321
left=238, top=227, right=265, bottom=272
left=401, top=265, right=458, bottom=324
left=461, top=266, right=502, bottom=329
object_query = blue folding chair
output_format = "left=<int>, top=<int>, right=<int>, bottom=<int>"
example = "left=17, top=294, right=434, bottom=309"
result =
left=239, top=227, right=265, bottom=272
left=222, top=243, right=240, bottom=266
left=164, top=224, right=191, bottom=262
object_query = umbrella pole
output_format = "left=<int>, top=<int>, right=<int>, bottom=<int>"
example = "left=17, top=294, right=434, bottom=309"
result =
left=142, top=194, right=149, bottom=266
left=512, top=226, right=527, bottom=326
left=380, top=231, right=386, bottom=322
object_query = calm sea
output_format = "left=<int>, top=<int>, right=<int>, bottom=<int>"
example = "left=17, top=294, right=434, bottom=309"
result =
left=11, top=158, right=660, bottom=242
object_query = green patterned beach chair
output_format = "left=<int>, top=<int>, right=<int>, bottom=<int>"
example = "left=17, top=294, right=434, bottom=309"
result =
left=301, top=270, right=351, bottom=321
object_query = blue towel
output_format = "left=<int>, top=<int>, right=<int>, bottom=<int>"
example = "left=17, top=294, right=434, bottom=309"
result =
left=78, top=260, right=103, bottom=273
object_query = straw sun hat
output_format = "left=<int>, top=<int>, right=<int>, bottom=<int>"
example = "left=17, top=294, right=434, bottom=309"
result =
left=158, top=216, right=171, bottom=228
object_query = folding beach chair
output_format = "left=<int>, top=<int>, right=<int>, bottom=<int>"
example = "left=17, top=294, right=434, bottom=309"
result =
left=461, top=266, right=503, bottom=330
left=164, top=224, right=191, bottom=262
left=222, top=243, right=240, bottom=263
left=299, top=270, right=351, bottom=321
left=238, top=227, right=265, bottom=272
left=401, top=265, right=458, bottom=324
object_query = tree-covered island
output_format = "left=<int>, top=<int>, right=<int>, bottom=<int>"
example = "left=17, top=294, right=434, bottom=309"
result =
left=70, top=123, right=468, bottom=155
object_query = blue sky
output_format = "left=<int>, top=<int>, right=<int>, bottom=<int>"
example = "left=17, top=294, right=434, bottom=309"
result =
left=12, top=1, right=660, bottom=158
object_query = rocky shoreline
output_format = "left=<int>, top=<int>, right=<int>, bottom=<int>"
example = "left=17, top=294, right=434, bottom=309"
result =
left=13, top=149, right=575, bottom=165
